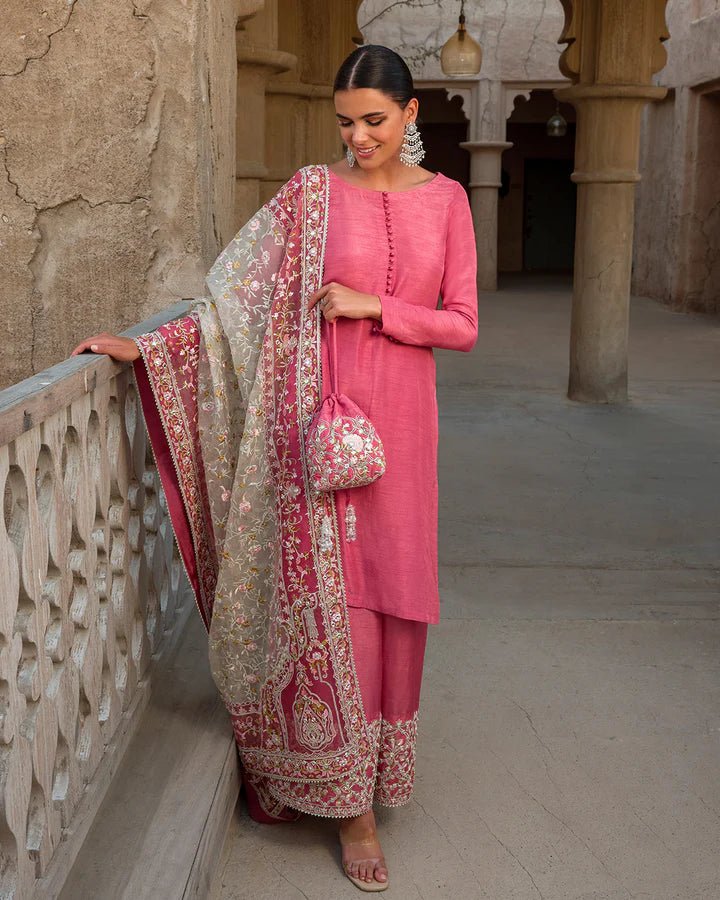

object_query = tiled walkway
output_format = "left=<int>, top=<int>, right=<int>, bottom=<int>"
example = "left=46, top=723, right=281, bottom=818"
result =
left=212, top=277, right=720, bottom=899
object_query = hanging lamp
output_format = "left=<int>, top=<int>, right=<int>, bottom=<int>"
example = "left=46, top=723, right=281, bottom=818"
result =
left=440, top=0, right=482, bottom=76
left=546, top=101, right=568, bottom=137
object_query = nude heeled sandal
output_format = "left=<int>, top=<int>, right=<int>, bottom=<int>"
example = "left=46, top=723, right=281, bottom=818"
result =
left=340, top=836, right=390, bottom=892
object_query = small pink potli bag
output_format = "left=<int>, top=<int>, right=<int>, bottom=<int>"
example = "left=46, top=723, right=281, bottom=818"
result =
left=305, top=318, right=386, bottom=500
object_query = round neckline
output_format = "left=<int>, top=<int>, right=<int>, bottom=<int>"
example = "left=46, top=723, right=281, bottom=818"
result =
left=327, top=165, right=442, bottom=194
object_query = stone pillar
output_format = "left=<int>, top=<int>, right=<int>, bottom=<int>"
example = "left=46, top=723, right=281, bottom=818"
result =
left=234, top=0, right=360, bottom=221
left=263, top=0, right=362, bottom=200
left=555, top=0, right=670, bottom=402
left=235, top=43, right=296, bottom=222
left=459, top=141, right=513, bottom=292
left=235, top=2, right=296, bottom=225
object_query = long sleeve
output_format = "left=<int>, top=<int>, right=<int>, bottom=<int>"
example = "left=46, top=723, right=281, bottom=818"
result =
left=372, top=182, right=478, bottom=351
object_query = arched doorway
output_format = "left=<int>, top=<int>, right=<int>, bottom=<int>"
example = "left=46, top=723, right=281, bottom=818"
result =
left=413, top=89, right=470, bottom=188
left=499, top=89, right=577, bottom=275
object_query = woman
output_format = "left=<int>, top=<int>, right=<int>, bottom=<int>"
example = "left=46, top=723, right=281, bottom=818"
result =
left=71, top=44, right=477, bottom=892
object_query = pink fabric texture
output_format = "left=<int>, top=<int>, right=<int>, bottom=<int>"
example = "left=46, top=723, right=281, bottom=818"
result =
left=323, top=168, right=478, bottom=624
left=348, top=608, right=427, bottom=722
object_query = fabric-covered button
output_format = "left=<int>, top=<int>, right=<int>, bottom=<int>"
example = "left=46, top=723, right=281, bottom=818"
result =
left=382, top=192, right=395, bottom=294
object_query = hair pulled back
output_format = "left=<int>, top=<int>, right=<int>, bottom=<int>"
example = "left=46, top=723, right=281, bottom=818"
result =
left=333, top=44, right=415, bottom=109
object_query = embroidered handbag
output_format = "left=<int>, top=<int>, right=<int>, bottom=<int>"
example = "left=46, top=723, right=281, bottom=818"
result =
left=305, top=317, right=386, bottom=492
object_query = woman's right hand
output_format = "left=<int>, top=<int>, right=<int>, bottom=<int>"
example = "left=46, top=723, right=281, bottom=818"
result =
left=70, top=333, right=141, bottom=362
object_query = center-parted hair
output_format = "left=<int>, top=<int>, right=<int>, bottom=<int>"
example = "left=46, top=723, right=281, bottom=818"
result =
left=333, top=44, right=415, bottom=108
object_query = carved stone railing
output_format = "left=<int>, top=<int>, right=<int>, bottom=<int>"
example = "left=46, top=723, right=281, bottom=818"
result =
left=0, top=301, right=194, bottom=898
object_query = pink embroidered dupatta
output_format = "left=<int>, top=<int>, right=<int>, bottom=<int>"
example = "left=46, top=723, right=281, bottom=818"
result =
left=133, top=164, right=373, bottom=816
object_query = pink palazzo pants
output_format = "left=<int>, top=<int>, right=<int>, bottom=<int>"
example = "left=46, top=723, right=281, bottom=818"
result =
left=347, top=607, right=428, bottom=809
left=244, top=608, right=428, bottom=819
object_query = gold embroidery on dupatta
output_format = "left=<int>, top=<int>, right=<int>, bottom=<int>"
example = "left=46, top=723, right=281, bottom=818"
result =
left=134, top=312, right=217, bottom=630
left=198, top=165, right=373, bottom=811
left=136, top=164, right=382, bottom=817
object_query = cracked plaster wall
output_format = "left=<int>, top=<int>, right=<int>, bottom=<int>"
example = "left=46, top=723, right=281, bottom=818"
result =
left=0, top=0, right=239, bottom=390
left=634, top=0, right=720, bottom=312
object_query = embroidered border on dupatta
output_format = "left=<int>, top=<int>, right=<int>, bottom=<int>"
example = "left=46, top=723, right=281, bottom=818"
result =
left=133, top=316, right=218, bottom=631
left=133, top=164, right=378, bottom=817
left=229, top=165, right=376, bottom=816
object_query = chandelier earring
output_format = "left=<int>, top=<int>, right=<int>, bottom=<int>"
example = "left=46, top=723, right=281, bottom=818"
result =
left=400, top=120, right=425, bottom=166
left=345, top=145, right=356, bottom=168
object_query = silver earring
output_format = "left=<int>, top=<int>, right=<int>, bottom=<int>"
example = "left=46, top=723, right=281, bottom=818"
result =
left=345, top=145, right=356, bottom=168
left=400, top=121, right=425, bottom=166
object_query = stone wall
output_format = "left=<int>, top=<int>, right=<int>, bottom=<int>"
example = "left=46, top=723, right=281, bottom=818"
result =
left=634, top=1, right=720, bottom=312
left=0, top=0, right=239, bottom=390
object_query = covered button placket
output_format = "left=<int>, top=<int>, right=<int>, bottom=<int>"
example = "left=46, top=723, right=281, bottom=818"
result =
left=372, top=192, right=399, bottom=342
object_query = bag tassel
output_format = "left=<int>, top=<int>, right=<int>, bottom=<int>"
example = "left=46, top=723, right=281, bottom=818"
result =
left=345, top=502, right=357, bottom=541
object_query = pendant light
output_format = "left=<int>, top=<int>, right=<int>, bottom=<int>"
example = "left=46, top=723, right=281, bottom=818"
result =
left=440, top=1, right=482, bottom=76
left=546, top=101, right=568, bottom=137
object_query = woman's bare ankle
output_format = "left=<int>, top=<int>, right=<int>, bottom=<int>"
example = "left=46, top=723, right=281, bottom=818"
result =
left=339, top=810, right=388, bottom=885
left=339, top=809, right=376, bottom=838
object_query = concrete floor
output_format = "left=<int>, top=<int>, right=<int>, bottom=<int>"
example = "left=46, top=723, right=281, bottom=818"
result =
left=211, top=277, right=720, bottom=900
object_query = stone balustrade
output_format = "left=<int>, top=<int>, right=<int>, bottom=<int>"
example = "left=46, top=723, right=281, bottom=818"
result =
left=0, top=302, right=194, bottom=898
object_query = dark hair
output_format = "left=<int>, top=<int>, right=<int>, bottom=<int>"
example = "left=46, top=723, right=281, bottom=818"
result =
left=333, top=44, right=415, bottom=108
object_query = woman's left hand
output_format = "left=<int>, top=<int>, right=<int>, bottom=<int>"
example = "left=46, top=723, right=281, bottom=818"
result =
left=307, top=282, right=381, bottom=322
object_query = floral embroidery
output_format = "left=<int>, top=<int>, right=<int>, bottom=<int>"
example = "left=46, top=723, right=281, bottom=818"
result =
left=293, top=685, right=337, bottom=751
left=374, top=713, right=419, bottom=807
left=138, top=164, right=373, bottom=805
left=257, top=713, right=421, bottom=816
left=134, top=314, right=218, bottom=631
left=261, top=718, right=383, bottom=818
left=319, top=513, right=333, bottom=552
left=305, top=402, right=386, bottom=492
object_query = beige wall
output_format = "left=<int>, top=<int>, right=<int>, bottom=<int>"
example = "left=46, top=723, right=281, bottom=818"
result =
left=0, top=0, right=363, bottom=391
left=634, top=0, right=720, bottom=312
left=0, top=0, right=239, bottom=390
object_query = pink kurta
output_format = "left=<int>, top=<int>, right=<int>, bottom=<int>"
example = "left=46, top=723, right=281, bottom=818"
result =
left=320, top=167, right=478, bottom=625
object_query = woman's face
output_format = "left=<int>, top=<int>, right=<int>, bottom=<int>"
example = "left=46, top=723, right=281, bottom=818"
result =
left=334, top=88, right=418, bottom=168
